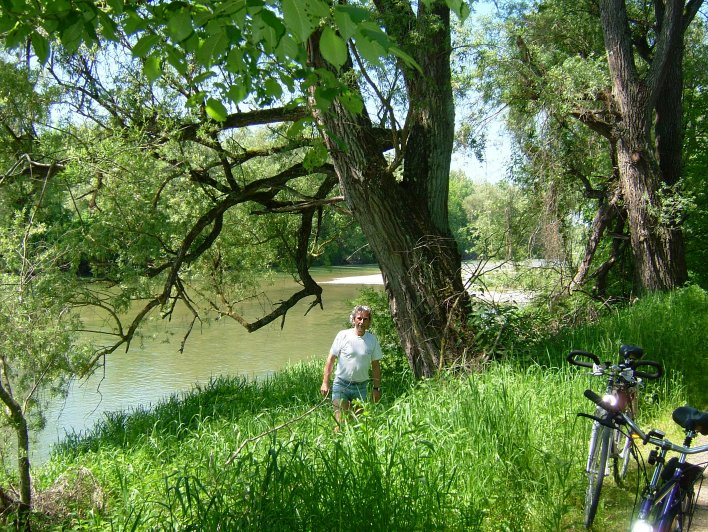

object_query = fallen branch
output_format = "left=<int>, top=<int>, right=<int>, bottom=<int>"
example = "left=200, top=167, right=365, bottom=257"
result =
left=225, top=398, right=329, bottom=465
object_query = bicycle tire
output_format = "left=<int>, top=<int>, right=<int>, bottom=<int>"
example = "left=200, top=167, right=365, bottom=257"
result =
left=612, top=429, right=632, bottom=484
left=585, top=423, right=611, bottom=528
left=613, top=388, right=638, bottom=484
left=663, top=488, right=694, bottom=532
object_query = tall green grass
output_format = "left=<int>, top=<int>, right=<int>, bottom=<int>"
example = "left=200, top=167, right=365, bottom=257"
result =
left=518, top=285, right=707, bottom=409
left=10, top=285, right=706, bottom=530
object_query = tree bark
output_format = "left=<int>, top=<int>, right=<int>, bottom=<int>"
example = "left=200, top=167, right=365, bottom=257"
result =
left=0, top=375, right=32, bottom=525
left=571, top=184, right=624, bottom=290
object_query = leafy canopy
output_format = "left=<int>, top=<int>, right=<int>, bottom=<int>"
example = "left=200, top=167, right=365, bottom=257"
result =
left=0, top=0, right=471, bottom=117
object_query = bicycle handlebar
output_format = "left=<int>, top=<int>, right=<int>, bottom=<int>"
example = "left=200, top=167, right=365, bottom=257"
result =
left=583, top=389, right=708, bottom=455
left=633, top=360, right=663, bottom=380
left=567, top=350, right=600, bottom=368
left=567, top=350, right=663, bottom=380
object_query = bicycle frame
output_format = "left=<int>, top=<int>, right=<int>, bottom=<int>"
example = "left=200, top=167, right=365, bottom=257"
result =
left=632, top=440, right=705, bottom=532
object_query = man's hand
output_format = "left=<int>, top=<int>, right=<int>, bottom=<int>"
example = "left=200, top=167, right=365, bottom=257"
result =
left=320, top=382, right=330, bottom=398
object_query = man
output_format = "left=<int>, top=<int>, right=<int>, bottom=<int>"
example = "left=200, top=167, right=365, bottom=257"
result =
left=320, top=305, right=382, bottom=426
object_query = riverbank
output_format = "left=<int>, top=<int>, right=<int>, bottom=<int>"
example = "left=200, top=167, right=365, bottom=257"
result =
left=322, top=270, right=535, bottom=304
left=5, top=286, right=707, bottom=530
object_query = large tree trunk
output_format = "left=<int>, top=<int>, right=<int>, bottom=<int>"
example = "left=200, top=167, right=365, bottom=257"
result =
left=599, top=0, right=692, bottom=292
left=309, top=1, right=472, bottom=377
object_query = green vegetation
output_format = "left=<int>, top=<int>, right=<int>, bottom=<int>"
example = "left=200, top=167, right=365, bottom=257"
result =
left=3, top=286, right=701, bottom=530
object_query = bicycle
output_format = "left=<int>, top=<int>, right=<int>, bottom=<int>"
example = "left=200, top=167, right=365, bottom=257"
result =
left=582, top=388, right=708, bottom=531
left=568, top=344, right=663, bottom=528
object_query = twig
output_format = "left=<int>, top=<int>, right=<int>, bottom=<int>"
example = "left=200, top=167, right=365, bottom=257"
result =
left=225, top=398, right=329, bottom=465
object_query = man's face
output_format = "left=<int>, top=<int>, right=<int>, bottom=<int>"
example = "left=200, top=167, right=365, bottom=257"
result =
left=352, top=311, right=371, bottom=335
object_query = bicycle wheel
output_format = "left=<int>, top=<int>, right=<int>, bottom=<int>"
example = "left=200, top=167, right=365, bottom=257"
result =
left=612, top=428, right=633, bottom=484
left=664, top=488, right=694, bottom=532
left=585, top=423, right=611, bottom=528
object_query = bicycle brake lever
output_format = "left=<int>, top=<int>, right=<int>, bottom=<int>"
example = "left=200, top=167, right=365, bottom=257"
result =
left=577, top=412, right=619, bottom=429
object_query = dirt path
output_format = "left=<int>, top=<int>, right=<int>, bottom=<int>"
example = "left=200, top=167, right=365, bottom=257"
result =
left=691, top=434, right=708, bottom=531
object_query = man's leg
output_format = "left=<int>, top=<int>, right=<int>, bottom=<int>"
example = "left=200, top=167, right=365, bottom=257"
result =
left=333, top=398, right=351, bottom=429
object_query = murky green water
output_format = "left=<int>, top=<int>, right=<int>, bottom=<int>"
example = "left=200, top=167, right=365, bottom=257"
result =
left=35, top=265, right=383, bottom=462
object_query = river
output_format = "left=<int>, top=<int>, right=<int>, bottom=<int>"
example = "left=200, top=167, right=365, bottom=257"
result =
left=35, top=265, right=384, bottom=463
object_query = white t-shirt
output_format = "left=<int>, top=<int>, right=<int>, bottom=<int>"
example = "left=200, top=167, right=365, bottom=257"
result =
left=330, top=329, right=383, bottom=383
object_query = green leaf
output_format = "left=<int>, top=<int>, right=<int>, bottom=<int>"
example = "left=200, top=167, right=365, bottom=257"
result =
left=132, top=34, right=160, bottom=58
left=226, top=48, right=246, bottom=72
left=205, top=98, right=228, bottom=122
left=303, top=142, right=329, bottom=171
left=339, top=90, right=364, bottom=115
left=106, top=0, right=125, bottom=14
left=333, top=5, right=369, bottom=41
left=282, top=0, right=329, bottom=42
left=359, top=22, right=390, bottom=48
left=286, top=117, right=310, bottom=138
left=275, top=34, right=301, bottom=61
left=251, top=15, right=278, bottom=51
left=143, top=55, right=162, bottom=83
left=260, top=9, right=286, bottom=39
left=264, top=78, right=282, bottom=99
left=226, top=84, right=248, bottom=103
left=445, top=0, right=470, bottom=22
left=354, top=36, right=385, bottom=65
left=320, top=27, right=347, bottom=69
left=124, top=11, right=147, bottom=35
left=60, top=21, right=85, bottom=52
left=31, top=32, right=50, bottom=64
left=97, top=12, right=119, bottom=41
left=192, top=71, right=216, bottom=84
left=197, top=29, right=229, bottom=66
left=167, top=11, right=193, bottom=42
left=166, top=46, right=188, bottom=74
left=390, top=46, right=421, bottom=72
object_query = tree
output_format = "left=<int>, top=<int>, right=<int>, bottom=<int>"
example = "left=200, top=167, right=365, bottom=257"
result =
left=0, top=205, right=90, bottom=523
left=0, top=0, right=478, bottom=378
left=0, top=58, right=92, bottom=523
left=471, top=0, right=701, bottom=295
left=598, top=0, right=698, bottom=291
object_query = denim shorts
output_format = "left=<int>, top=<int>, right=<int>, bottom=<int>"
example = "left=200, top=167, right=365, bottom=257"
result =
left=332, top=377, right=368, bottom=403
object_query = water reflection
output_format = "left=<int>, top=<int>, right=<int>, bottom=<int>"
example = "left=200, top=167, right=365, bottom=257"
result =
left=36, top=266, right=383, bottom=462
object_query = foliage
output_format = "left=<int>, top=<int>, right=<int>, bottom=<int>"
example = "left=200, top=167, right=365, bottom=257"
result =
left=448, top=170, right=477, bottom=257
left=513, top=285, right=708, bottom=408
left=0, top=207, right=92, bottom=514
left=682, top=20, right=708, bottom=288
left=462, top=180, right=547, bottom=260
left=0, top=0, right=431, bottom=116
left=468, top=0, right=704, bottom=295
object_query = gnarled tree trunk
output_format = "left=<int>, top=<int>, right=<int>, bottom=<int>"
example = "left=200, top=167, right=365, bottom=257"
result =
left=599, top=0, right=695, bottom=292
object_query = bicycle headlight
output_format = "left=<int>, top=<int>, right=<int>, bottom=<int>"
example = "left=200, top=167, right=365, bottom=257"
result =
left=631, top=519, right=653, bottom=532
left=602, top=394, right=618, bottom=407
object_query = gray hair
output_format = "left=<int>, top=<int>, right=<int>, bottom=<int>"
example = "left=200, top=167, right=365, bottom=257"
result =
left=349, top=305, right=372, bottom=324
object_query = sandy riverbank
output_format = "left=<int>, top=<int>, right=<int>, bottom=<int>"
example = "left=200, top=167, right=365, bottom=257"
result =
left=321, top=274, right=534, bottom=304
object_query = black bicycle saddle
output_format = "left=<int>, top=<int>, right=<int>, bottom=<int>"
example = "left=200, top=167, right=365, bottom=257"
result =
left=672, top=406, right=708, bottom=435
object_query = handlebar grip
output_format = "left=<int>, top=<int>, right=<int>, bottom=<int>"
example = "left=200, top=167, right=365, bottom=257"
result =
left=633, top=360, right=663, bottom=380
left=583, top=389, right=621, bottom=413
left=567, top=350, right=600, bottom=368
